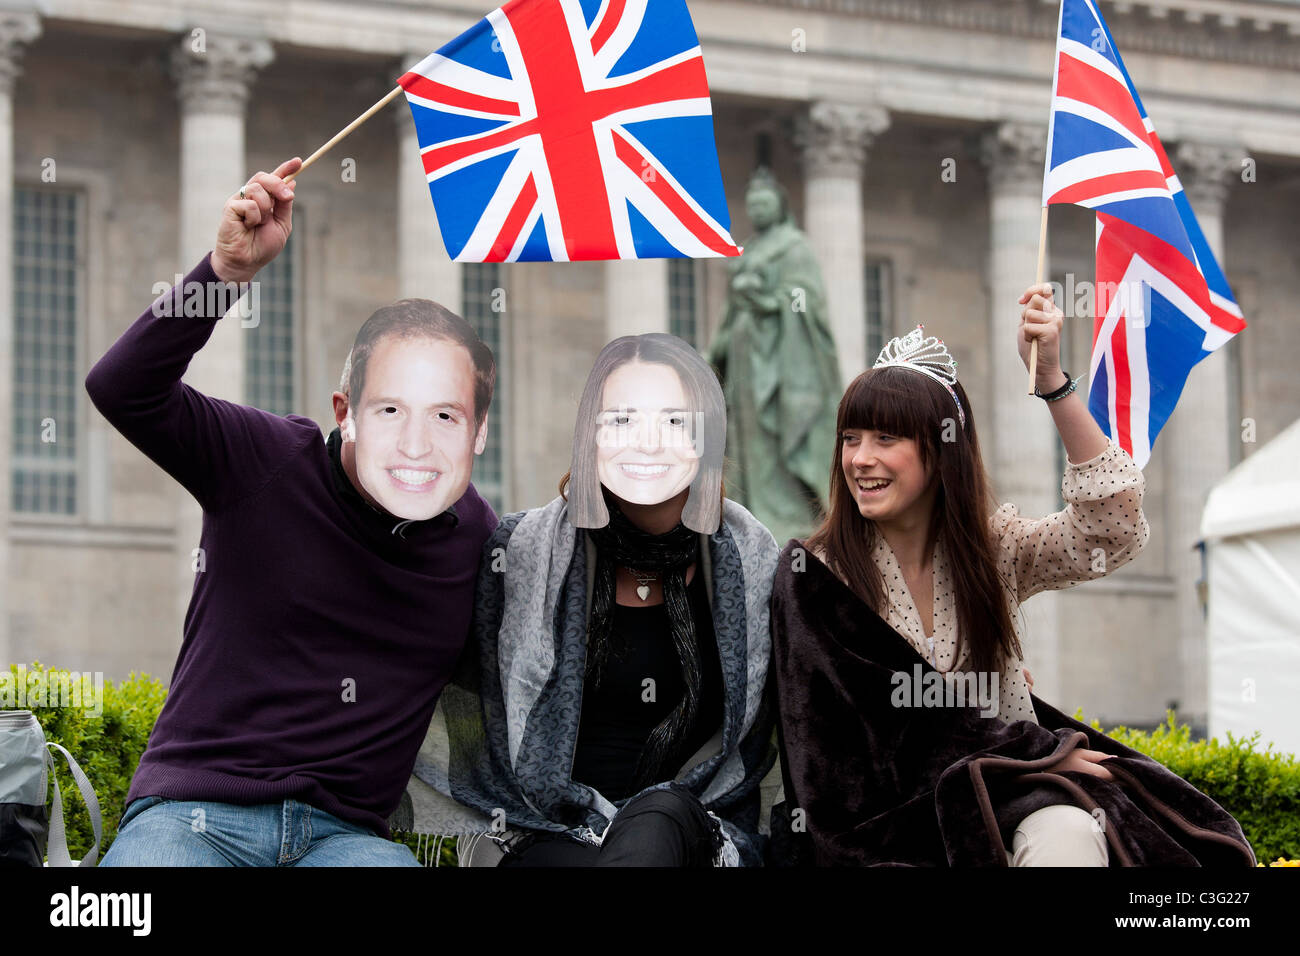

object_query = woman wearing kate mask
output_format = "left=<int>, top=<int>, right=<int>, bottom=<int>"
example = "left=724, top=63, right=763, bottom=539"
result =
left=408, top=333, right=779, bottom=867
left=768, top=284, right=1255, bottom=868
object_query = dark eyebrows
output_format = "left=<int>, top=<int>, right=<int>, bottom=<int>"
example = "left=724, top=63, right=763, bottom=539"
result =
left=365, top=397, right=468, bottom=414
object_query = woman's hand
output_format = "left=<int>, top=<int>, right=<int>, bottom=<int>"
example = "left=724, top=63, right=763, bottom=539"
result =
left=1017, top=282, right=1110, bottom=463
left=1017, top=283, right=1068, bottom=395
left=1046, top=747, right=1115, bottom=781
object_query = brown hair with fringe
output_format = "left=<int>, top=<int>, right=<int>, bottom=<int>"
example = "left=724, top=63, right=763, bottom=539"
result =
left=805, top=366, right=1020, bottom=676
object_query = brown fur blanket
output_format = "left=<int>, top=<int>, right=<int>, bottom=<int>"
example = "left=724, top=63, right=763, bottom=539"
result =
left=769, top=542, right=1256, bottom=867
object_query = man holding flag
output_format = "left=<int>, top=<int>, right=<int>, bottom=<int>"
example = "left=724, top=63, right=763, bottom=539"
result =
left=91, top=158, right=499, bottom=866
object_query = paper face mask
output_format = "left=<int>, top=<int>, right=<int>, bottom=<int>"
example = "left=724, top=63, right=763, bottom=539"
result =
left=344, top=335, right=486, bottom=521
left=595, top=361, right=702, bottom=509
left=567, top=333, right=726, bottom=534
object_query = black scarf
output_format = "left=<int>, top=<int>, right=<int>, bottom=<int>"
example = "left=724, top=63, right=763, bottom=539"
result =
left=586, top=499, right=702, bottom=792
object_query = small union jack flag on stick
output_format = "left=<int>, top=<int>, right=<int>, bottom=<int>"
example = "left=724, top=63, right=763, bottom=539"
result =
left=278, top=0, right=740, bottom=263
left=396, top=0, right=742, bottom=262
left=1039, top=0, right=1247, bottom=466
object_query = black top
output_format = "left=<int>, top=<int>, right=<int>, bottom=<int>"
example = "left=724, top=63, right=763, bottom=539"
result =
left=572, top=569, right=724, bottom=801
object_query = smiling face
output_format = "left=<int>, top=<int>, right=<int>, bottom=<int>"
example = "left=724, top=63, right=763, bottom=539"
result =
left=342, top=335, right=487, bottom=521
left=840, top=428, right=937, bottom=528
left=595, top=361, right=701, bottom=509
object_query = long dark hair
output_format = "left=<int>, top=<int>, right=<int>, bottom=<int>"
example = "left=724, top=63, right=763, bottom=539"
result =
left=805, top=366, right=1020, bottom=676
left=558, top=333, right=728, bottom=790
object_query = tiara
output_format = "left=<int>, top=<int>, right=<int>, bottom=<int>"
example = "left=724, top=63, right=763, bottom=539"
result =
left=872, top=325, right=966, bottom=428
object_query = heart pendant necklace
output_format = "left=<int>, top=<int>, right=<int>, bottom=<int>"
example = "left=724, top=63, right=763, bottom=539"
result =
left=629, top=569, right=658, bottom=602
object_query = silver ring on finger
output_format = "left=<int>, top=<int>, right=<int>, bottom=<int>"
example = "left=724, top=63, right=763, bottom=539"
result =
left=239, top=185, right=248, bottom=200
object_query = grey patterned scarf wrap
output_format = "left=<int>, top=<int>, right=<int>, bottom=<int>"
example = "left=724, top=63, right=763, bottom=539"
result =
left=408, top=495, right=780, bottom=866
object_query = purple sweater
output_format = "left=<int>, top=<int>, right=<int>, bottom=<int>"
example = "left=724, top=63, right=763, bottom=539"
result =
left=85, top=254, right=496, bottom=837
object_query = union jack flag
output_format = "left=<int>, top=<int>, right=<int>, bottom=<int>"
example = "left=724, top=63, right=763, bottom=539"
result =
left=397, top=0, right=742, bottom=262
left=1043, top=0, right=1246, bottom=467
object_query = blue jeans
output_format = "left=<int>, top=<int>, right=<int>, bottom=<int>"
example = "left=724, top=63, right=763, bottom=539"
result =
left=100, top=796, right=420, bottom=867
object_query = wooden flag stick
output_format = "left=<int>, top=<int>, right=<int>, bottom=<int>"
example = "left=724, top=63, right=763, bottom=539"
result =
left=1027, top=204, right=1049, bottom=395
left=284, top=84, right=406, bottom=183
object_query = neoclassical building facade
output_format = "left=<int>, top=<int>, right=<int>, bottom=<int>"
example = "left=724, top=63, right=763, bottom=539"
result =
left=1, top=0, right=1297, bottom=730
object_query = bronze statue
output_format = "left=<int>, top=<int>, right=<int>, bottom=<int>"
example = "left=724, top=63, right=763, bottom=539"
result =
left=706, top=168, right=841, bottom=546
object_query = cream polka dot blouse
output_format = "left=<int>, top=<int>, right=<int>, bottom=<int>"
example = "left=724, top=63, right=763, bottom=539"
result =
left=870, top=438, right=1149, bottom=724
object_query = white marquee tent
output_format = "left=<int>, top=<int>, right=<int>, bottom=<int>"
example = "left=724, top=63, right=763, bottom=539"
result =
left=1200, top=418, right=1300, bottom=758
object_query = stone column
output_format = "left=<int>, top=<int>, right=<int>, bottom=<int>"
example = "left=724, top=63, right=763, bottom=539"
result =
left=795, top=101, right=889, bottom=387
left=980, top=121, right=1062, bottom=701
left=1166, top=140, right=1242, bottom=727
left=396, top=52, right=462, bottom=312
left=170, top=33, right=272, bottom=627
left=0, top=11, right=40, bottom=662
left=605, top=260, right=668, bottom=338
left=171, top=33, right=273, bottom=390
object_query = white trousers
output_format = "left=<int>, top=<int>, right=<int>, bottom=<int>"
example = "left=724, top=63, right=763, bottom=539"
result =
left=1005, top=804, right=1109, bottom=867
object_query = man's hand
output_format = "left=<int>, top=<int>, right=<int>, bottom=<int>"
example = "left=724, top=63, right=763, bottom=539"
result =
left=211, top=157, right=302, bottom=284
left=1046, top=747, right=1115, bottom=781
left=1017, top=282, right=1068, bottom=394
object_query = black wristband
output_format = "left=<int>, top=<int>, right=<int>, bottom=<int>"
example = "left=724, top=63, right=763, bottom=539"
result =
left=1034, top=371, right=1076, bottom=402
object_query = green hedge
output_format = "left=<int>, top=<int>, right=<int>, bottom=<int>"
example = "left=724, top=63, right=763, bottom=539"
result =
left=1086, top=710, right=1300, bottom=864
left=6, top=663, right=1297, bottom=865
left=3, top=662, right=166, bottom=860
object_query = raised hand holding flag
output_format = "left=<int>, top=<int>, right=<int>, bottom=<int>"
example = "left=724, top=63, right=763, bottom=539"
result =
left=1038, top=0, right=1247, bottom=466
left=274, top=0, right=741, bottom=265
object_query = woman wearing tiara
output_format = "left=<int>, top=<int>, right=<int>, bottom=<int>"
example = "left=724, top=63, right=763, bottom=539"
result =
left=768, top=284, right=1255, bottom=867
left=407, top=332, right=779, bottom=867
